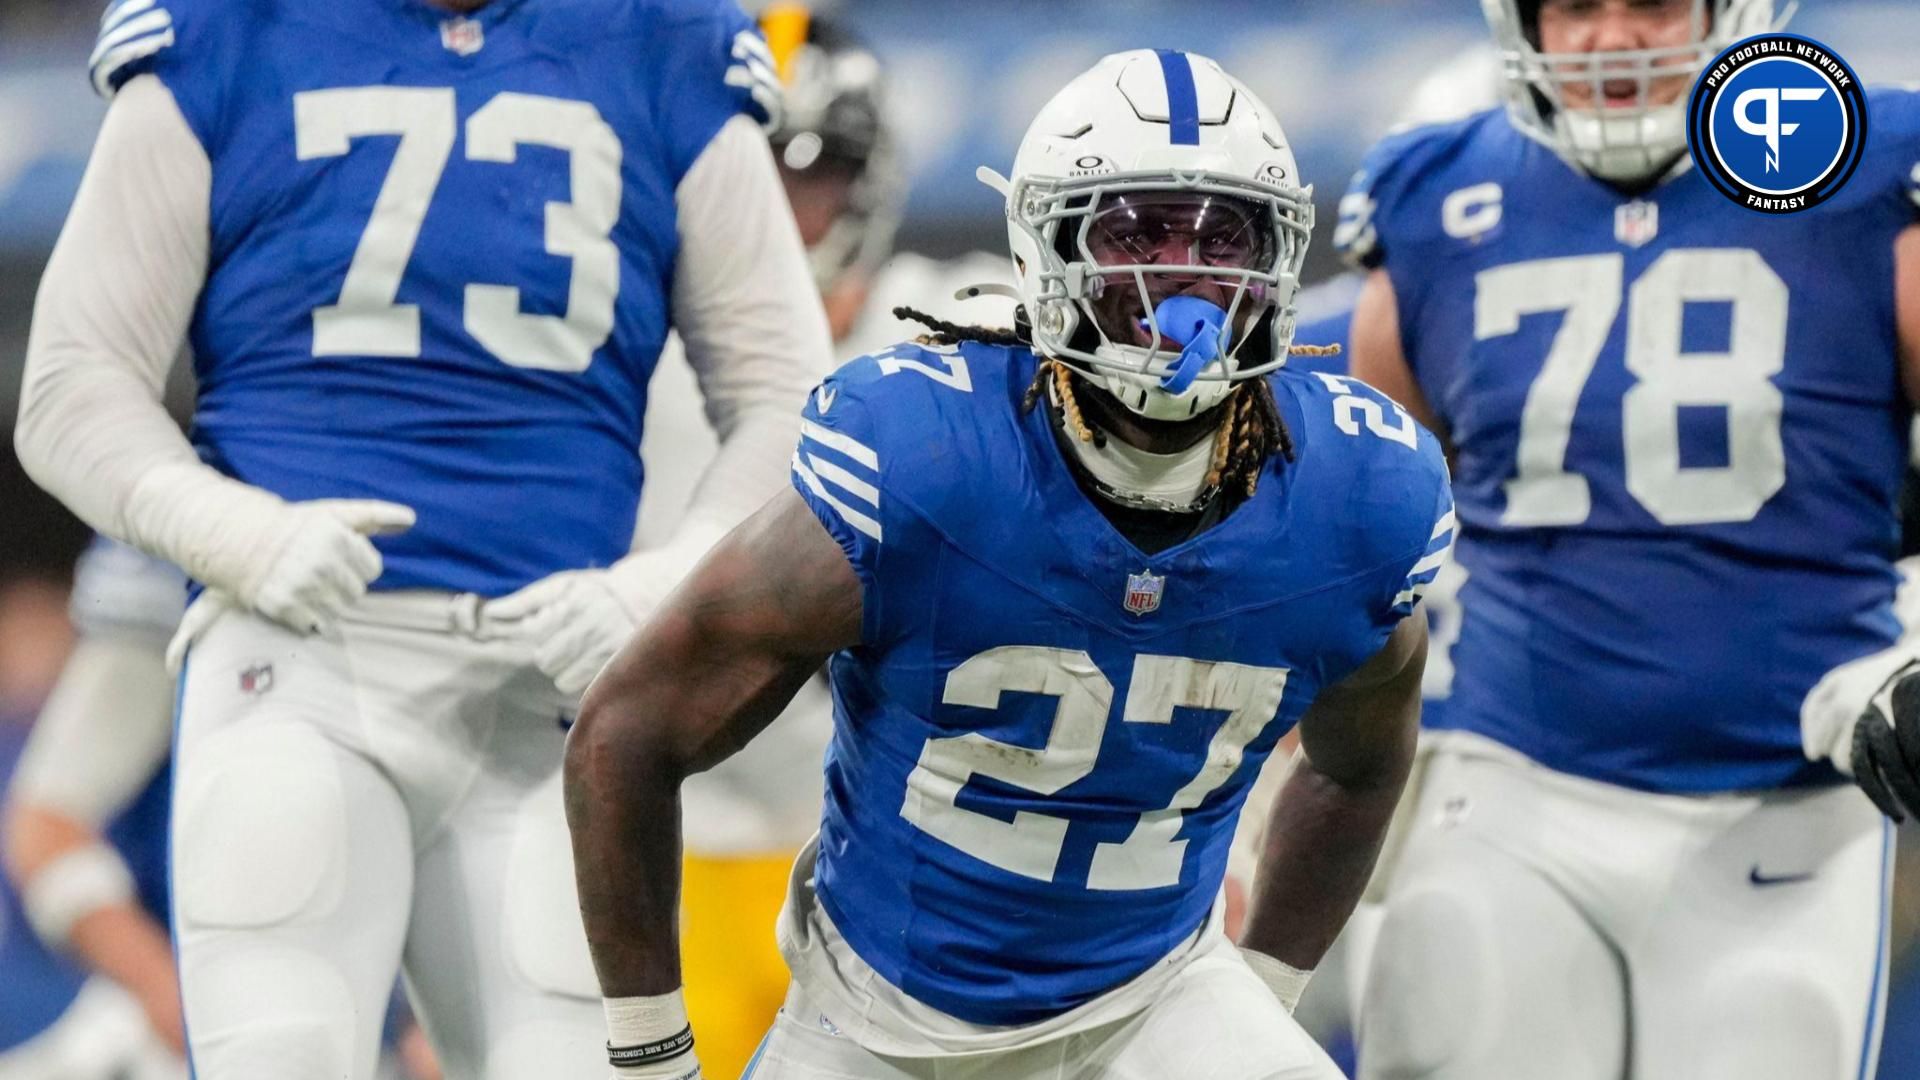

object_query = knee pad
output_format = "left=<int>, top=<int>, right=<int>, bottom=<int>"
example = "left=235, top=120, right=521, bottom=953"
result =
left=174, top=721, right=349, bottom=931
left=184, top=944, right=357, bottom=1080
left=1687, top=967, right=1849, bottom=1079
left=502, top=777, right=599, bottom=999
left=484, top=1015, right=607, bottom=1080
left=1359, top=884, right=1497, bottom=1076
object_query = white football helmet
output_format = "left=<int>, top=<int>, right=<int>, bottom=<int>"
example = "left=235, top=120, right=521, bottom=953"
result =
left=985, top=50, right=1313, bottom=422
left=1482, top=0, right=1786, bottom=182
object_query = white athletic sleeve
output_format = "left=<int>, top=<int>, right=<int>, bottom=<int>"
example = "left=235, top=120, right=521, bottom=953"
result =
left=12, top=74, right=208, bottom=538
left=668, top=113, right=833, bottom=536
left=10, top=636, right=174, bottom=828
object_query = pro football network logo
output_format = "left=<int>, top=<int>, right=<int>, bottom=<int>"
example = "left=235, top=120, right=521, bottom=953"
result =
left=1686, top=34, right=1867, bottom=214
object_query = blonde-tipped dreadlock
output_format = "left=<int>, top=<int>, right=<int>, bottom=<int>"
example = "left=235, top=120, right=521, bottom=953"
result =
left=898, top=305, right=1315, bottom=504
left=1018, top=355, right=1298, bottom=501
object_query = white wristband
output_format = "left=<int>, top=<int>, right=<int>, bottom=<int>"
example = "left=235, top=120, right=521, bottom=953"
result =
left=21, top=843, right=136, bottom=948
left=1240, top=947, right=1314, bottom=1015
left=604, top=991, right=702, bottom=1080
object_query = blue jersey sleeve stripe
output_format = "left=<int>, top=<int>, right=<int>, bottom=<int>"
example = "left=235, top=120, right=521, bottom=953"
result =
left=1393, top=499, right=1456, bottom=609
left=804, top=451, right=880, bottom=509
left=800, top=419, right=879, bottom=470
left=100, top=0, right=155, bottom=31
left=91, top=28, right=175, bottom=97
left=90, top=8, right=172, bottom=67
left=1154, top=50, right=1201, bottom=146
left=1406, top=547, right=1450, bottom=580
left=724, top=30, right=783, bottom=130
left=732, top=31, right=776, bottom=74
left=793, top=454, right=883, bottom=542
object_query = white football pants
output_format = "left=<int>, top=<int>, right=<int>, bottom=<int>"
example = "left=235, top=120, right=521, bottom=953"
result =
left=171, top=594, right=603, bottom=1080
left=1359, top=735, right=1892, bottom=1080
left=744, top=956, right=1344, bottom=1080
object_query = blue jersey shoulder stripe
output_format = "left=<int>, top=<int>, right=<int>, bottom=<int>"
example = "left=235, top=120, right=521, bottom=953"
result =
left=90, top=0, right=175, bottom=97
left=1155, top=49, right=1200, bottom=146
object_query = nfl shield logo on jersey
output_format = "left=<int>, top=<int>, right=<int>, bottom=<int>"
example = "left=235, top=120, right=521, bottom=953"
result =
left=440, top=17, right=485, bottom=56
left=1123, top=571, right=1165, bottom=616
left=1614, top=200, right=1660, bottom=248
left=239, top=664, right=274, bottom=696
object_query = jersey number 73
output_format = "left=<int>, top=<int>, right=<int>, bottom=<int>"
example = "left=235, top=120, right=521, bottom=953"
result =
left=295, top=87, right=621, bottom=373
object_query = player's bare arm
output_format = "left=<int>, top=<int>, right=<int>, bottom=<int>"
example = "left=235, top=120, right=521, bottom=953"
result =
left=565, top=488, right=860, bottom=998
left=1239, top=615, right=1426, bottom=984
left=1896, top=225, right=1920, bottom=408
left=1348, top=269, right=1449, bottom=444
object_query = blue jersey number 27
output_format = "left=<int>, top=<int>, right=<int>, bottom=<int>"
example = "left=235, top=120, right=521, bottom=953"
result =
left=294, top=87, right=622, bottom=373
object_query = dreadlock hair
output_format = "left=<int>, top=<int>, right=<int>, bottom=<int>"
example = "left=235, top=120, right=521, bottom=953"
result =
left=895, top=305, right=1326, bottom=502
left=892, top=305, right=1025, bottom=349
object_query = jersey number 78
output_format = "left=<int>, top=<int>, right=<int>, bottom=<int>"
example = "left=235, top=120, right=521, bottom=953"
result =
left=1478, top=249, right=1788, bottom=527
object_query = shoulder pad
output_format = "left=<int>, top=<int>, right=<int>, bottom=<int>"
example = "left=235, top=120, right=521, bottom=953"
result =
left=1335, top=110, right=1501, bottom=270
left=1277, top=368, right=1451, bottom=567
left=1867, top=85, right=1920, bottom=215
left=797, top=339, right=1023, bottom=519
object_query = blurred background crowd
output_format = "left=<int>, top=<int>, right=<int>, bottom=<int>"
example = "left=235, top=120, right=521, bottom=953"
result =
left=3, top=0, right=1920, bottom=1075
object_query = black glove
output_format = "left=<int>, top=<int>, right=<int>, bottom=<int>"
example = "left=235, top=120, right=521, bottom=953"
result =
left=1851, top=664, right=1920, bottom=823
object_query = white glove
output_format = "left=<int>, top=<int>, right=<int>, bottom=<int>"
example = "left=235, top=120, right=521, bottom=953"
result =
left=484, top=567, right=647, bottom=696
left=1801, top=641, right=1920, bottom=777
left=1801, top=557, right=1920, bottom=777
left=235, top=498, right=415, bottom=629
left=157, top=494, right=416, bottom=671
left=484, top=525, right=725, bottom=696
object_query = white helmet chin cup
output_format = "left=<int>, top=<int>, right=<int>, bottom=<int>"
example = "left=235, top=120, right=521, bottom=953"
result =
left=1555, top=102, right=1689, bottom=181
left=1480, top=0, right=1786, bottom=183
left=1099, top=364, right=1237, bottom=422
left=987, top=50, right=1313, bottom=422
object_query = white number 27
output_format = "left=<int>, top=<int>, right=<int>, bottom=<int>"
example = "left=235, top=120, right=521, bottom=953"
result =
left=294, top=87, right=622, bottom=373
left=900, top=646, right=1289, bottom=892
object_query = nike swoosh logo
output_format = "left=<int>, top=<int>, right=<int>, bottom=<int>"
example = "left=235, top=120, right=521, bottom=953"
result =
left=1749, top=866, right=1816, bottom=887
left=815, top=386, right=837, bottom=413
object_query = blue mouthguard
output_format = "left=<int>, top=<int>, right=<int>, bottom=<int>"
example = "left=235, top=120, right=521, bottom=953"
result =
left=1142, top=296, right=1232, bottom=395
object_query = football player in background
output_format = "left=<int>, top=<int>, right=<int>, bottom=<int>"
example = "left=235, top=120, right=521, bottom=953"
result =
left=0, top=540, right=184, bottom=1080
left=631, top=7, right=1015, bottom=1078
left=1341, top=0, right=1920, bottom=1077
left=567, top=50, right=1452, bottom=1080
left=11, top=0, right=831, bottom=1076
left=1226, top=51, right=1500, bottom=1068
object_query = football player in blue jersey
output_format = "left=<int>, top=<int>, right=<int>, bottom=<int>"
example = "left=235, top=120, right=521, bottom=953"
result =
left=12, top=0, right=832, bottom=1076
left=1339, top=1, right=1920, bottom=1077
left=565, top=50, right=1454, bottom=1080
